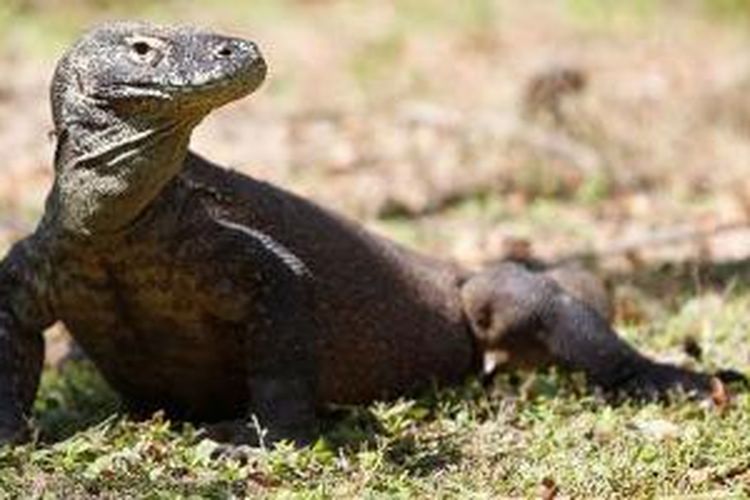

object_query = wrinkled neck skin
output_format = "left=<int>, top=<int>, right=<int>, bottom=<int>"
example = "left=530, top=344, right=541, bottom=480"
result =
left=43, top=97, right=203, bottom=240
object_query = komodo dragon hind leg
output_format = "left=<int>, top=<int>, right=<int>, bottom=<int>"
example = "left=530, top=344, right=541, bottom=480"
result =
left=462, top=262, right=715, bottom=399
left=213, top=219, right=319, bottom=448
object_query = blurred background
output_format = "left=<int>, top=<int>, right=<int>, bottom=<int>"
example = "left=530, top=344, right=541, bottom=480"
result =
left=1, top=0, right=749, bottom=343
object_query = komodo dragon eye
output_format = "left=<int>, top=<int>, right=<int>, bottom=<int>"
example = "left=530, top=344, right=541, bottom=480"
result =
left=125, top=36, right=165, bottom=66
left=132, top=41, right=151, bottom=55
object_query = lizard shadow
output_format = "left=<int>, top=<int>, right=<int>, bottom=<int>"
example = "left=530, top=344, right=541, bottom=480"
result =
left=33, top=360, right=122, bottom=443
left=32, top=364, right=465, bottom=477
left=318, top=388, right=472, bottom=476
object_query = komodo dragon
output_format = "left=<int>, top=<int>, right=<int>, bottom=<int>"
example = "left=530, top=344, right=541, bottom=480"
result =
left=0, top=22, right=722, bottom=447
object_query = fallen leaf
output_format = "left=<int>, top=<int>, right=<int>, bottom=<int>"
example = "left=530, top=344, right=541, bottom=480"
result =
left=539, top=476, right=559, bottom=500
left=710, top=377, right=730, bottom=413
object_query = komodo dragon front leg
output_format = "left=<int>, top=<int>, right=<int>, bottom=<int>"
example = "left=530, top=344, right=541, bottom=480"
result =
left=209, top=218, right=319, bottom=446
left=0, top=244, right=51, bottom=444
left=462, top=263, right=713, bottom=398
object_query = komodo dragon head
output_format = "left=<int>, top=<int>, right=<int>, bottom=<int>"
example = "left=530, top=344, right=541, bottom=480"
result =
left=46, top=22, right=266, bottom=236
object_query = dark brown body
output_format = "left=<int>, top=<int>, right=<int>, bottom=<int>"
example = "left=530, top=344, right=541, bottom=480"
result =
left=38, top=153, right=473, bottom=421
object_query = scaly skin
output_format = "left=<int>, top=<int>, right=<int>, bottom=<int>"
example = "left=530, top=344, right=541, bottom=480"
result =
left=462, top=264, right=714, bottom=398
left=0, top=22, right=721, bottom=447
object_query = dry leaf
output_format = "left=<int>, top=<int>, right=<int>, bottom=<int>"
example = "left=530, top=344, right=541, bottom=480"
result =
left=539, top=476, right=559, bottom=500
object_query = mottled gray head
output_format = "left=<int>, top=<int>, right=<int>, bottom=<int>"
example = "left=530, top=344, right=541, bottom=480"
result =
left=46, top=22, right=267, bottom=236
left=51, top=21, right=266, bottom=128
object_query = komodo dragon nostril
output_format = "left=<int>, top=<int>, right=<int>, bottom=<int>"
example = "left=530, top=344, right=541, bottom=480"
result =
left=216, top=44, right=233, bottom=58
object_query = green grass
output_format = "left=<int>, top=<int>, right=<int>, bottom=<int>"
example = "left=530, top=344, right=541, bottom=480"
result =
left=0, top=0, right=295, bottom=57
left=566, top=0, right=656, bottom=25
left=565, top=0, right=750, bottom=32
left=704, top=0, right=750, bottom=21
left=0, top=288, right=746, bottom=497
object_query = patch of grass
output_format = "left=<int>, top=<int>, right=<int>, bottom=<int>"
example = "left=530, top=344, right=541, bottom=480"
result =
left=703, top=0, right=750, bottom=21
left=0, top=1, right=148, bottom=56
left=349, top=29, right=407, bottom=91
left=0, top=287, right=745, bottom=497
left=373, top=216, right=424, bottom=249
left=568, top=0, right=661, bottom=21
left=392, top=0, right=500, bottom=34
left=2, top=361, right=748, bottom=495
left=33, top=361, right=121, bottom=443
left=567, top=0, right=750, bottom=29
left=565, top=0, right=662, bottom=31
left=513, top=160, right=583, bottom=200
left=437, top=189, right=507, bottom=221
left=0, top=0, right=294, bottom=56
left=576, top=170, right=616, bottom=204
left=0, top=2, right=18, bottom=35
left=656, top=290, right=750, bottom=371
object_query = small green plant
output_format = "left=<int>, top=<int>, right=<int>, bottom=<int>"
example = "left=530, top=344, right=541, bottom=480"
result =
left=566, top=0, right=659, bottom=28
left=349, top=30, right=407, bottom=90
left=704, top=0, right=750, bottom=20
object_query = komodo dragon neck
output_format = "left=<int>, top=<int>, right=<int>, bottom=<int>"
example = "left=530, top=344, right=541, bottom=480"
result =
left=46, top=110, right=197, bottom=236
